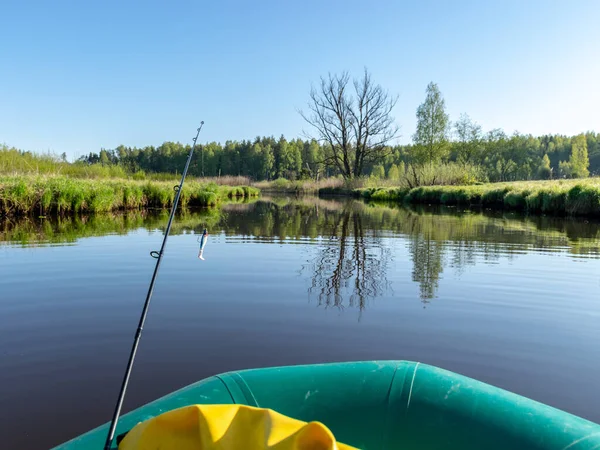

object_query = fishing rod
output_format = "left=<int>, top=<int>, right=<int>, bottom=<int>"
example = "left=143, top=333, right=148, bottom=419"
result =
left=103, top=122, right=204, bottom=450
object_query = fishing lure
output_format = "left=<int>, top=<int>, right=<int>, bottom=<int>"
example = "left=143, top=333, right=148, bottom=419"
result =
left=198, top=229, right=208, bottom=260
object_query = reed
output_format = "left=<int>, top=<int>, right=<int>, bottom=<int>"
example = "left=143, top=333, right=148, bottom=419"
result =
left=356, top=179, right=600, bottom=216
left=0, top=175, right=260, bottom=216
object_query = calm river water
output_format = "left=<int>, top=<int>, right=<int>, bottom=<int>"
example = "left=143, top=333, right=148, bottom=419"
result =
left=1, top=197, right=600, bottom=448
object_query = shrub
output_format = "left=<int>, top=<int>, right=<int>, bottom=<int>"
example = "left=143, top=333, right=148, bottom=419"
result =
left=481, top=187, right=512, bottom=206
left=503, top=190, right=530, bottom=210
left=540, top=190, right=566, bottom=214
left=566, top=185, right=600, bottom=215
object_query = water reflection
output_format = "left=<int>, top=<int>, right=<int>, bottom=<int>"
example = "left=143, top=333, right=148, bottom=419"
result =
left=0, top=208, right=223, bottom=246
left=302, top=202, right=392, bottom=313
left=2, top=197, right=600, bottom=306
left=409, top=234, right=444, bottom=303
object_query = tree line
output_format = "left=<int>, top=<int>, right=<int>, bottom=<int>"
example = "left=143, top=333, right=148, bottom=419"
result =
left=78, top=130, right=599, bottom=183
left=75, top=70, right=599, bottom=184
left=81, top=136, right=325, bottom=181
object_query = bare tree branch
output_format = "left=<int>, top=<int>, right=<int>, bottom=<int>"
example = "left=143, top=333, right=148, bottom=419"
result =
left=300, top=69, right=400, bottom=179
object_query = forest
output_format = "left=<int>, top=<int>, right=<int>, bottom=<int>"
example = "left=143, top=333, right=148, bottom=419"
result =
left=70, top=130, right=599, bottom=184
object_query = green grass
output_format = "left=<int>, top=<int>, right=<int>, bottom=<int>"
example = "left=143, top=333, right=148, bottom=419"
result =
left=0, top=175, right=260, bottom=215
left=1, top=144, right=132, bottom=179
left=355, top=179, right=600, bottom=216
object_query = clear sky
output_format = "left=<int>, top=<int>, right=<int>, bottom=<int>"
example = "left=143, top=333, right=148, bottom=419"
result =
left=1, top=0, right=598, bottom=160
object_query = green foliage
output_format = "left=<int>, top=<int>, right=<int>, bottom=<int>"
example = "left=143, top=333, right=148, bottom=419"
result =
left=271, top=178, right=292, bottom=190
left=412, top=82, right=450, bottom=165
left=398, top=161, right=406, bottom=177
left=503, top=190, right=530, bottom=210
left=404, top=186, right=446, bottom=204
left=453, top=113, right=483, bottom=165
left=566, top=184, right=600, bottom=215
left=570, top=134, right=589, bottom=178
left=481, top=187, right=513, bottom=206
left=144, top=182, right=174, bottom=207
left=438, top=187, right=479, bottom=205
left=191, top=190, right=219, bottom=207
left=405, top=162, right=486, bottom=187
left=538, top=154, right=552, bottom=180
left=370, top=165, right=385, bottom=179
left=356, top=187, right=410, bottom=202
left=387, top=164, right=400, bottom=181
left=540, top=189, right=566, bottom=213
left=558, top=160, right=572, bottom=178
left=132, top=170, right=146, bottom=180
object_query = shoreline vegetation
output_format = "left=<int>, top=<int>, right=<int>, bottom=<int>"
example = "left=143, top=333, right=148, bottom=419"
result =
left=0, top=175, right=259, bottom=216
left=255, top=177, right=600, bottom=217
left=353, top=179, right=600, bottom=217
left=4, top=172, right=600, bottom=217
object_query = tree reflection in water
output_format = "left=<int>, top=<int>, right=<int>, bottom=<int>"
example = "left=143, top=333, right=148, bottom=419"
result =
left=409, top=234, right=444, bottom=304
left=3, top=196, right=600, bottom=310
left=302, top=203, right=392, bottom=314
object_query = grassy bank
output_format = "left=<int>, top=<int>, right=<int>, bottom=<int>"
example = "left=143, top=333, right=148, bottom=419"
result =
left=0, top=175, right=259, bottom=215
left=355, top=179, right=600, bottom=216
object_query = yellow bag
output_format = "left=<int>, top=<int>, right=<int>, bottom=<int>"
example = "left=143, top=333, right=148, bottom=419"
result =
left=119, top=404, right=357, bottom=450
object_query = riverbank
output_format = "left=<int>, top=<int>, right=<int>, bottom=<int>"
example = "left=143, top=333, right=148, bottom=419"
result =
left=253, top=177, right=346, bottom=194
left=0, top=175, right=259, bottom=215
left=354, top=179, right=600, bottom=216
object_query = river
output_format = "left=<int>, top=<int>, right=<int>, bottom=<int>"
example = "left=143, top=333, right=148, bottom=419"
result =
left=1, top=196, right=599, bottom=448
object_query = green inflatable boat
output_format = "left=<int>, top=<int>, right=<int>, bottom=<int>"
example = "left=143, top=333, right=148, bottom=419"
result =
left=55, top=361, right=600, bottom=450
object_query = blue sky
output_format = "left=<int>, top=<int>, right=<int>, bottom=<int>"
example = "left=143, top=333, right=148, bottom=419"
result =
left=1, top=0, right=598, bottom=160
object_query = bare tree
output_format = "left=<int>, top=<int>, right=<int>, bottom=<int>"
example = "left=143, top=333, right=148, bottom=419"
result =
left=300, top=69, right=399, bottom=179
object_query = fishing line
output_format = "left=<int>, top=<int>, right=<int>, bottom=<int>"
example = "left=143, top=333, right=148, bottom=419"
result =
left=103, top=122, right=204, bottom=450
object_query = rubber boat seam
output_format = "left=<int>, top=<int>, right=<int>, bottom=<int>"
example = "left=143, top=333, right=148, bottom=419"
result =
left=234, top=373, right=259, bottom=407
left=385, top=361, right=400, bottom=411
left=214, top=374, right=237, bottom=404
left=562, top=432, right=600, bottom=450
left=216, top=372, right=259, bottom=407
left=382, top=361, right=401, bottom=449
left=406, top=362, right=420, bottom=410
